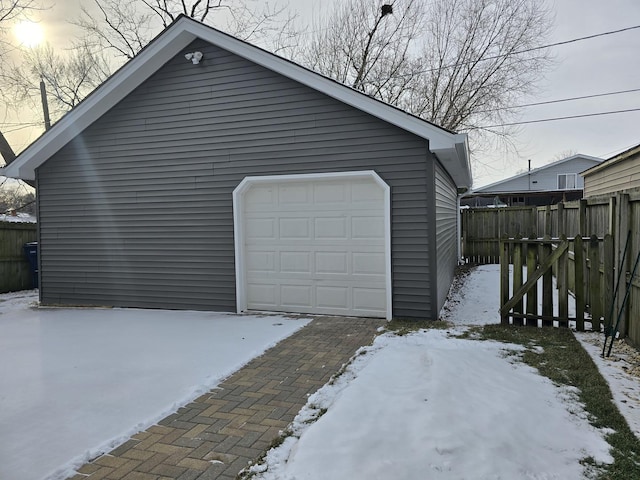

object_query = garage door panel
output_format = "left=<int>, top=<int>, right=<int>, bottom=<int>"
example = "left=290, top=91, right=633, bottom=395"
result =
left=317, top=286, right=349, bottom=309
left=246, top=218, right=276, bottom=239
left=352, top=216, right=385, bottom=239
left=240, top=174, right=389, bottom=318
left=353, top=287, right=386, bottom=311
left=281, top=284, right=312, bottom=307
left=279, top=184, right=310, bottom=204
left=247, top=283, right=278, bottom=306
left=353, top=252, right=385, bottom=275
left=279, top=218, right=310, bottom=239
left=314, top=217, right=347, bottom=239
left=246, top=251, right=276, bottom=273
left=315, top=251, right=348, bottom=274
left=314, top=182, right=348, bottom=203
left=279, top=251, right=311, bottom=273
left=245, top=186, right=276, bottom=208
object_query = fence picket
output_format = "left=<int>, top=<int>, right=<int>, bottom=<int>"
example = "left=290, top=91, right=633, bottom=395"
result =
left=574, top=236, right=585, bottom=331
left=526, top=235, right=538, bottom=325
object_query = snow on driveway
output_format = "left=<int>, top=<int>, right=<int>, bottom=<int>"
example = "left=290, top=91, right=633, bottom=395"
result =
left=248, top=265, right=618, bottom=479
left=250, top=330, right=613, bottom=479
left=0, top=291, right=309, bottom=480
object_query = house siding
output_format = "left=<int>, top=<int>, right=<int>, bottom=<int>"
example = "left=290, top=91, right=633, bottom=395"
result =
left=37, top=39, right=434, bottom=318
left=433, top=160, right=458, bottom=316
left=475, top=157, right=601, bottom=193
left=584, top=154, right=640, bottom=197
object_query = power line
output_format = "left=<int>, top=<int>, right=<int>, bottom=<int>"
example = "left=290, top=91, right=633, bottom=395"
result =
left=476, top=88, right=640, bottom=113
left=416, top=24, right=640, bottom=74
left=598, top=140, right=640, bottom=158
left=476, top=107, right=640, bottom=129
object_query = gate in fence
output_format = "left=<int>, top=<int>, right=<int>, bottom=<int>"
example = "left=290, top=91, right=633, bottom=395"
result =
left=499, top=234, right=614, bottom=331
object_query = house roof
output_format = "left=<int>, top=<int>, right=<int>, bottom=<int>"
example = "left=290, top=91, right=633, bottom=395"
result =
left=469, top=154, right=603, bottom=193
left=1, top=15, right=471, bottom=187
left=581, top=143, right=640, bottom=177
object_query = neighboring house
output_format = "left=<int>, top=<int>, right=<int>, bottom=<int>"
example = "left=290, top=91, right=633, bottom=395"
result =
left=462, top=155, right=603, bottom=207
left=1, top=16, right=471, bottom=320
left=581, top=144, right=640, bottom=197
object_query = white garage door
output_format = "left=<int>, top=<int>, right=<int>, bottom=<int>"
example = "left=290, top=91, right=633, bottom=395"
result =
left=235, top=172, right=390, bottom=318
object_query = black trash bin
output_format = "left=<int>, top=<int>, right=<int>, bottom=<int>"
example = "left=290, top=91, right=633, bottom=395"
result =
left=23, top=242, right=38, bottom=288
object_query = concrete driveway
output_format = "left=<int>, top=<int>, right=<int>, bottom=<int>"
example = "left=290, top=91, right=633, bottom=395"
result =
left=0, top=291, right=311, bottom=480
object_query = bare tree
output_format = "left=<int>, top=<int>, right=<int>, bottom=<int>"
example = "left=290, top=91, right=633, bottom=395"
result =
left=0, top=179, right=35, bottom=215
left=4, top=40, right=112, bottom=122
left=74, top=0, right=299, bottom=61
left=0, top=0, right=41, bottom=171
left=302, top=0, right=424, bottom=105
left=301, top=0, right=553, bottom=137
left=550, top=149, right=579, bottom=162
left=0, top=0, right=39, bottom=59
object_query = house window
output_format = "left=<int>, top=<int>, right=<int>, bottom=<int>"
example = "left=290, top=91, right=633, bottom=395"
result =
left=558, top=173, right=577, bottom=190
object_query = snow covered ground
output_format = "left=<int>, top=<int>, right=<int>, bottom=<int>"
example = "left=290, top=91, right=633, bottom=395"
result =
left=246, top=264, right=640, bottom=480
left=4, top=265, right=640, bottom=480
left=0, top=291, right=309, bottom=480
left=0, top=212, right=36, bottom=223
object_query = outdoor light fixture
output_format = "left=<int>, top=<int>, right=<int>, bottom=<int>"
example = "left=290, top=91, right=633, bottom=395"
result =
left=184, top=51, right=204, bottom=64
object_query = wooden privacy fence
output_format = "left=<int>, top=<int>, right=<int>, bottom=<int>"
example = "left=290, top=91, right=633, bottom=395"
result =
left=463, top=190, right=640, bottom=344
left=0, top=222, right=37, bottom=293
left=500, top=235, right=613, bottom=331
left=461, top=206, right=536, bottom=263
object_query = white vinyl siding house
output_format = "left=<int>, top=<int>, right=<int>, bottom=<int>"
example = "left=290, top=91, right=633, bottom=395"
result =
left=463, top=155, right=603, bottom=207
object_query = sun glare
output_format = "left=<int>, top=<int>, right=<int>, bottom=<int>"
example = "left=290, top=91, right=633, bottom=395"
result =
left=14, top=21, right=44, bottom=47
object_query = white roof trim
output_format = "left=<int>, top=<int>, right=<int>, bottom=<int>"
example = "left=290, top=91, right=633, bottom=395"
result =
left=2, top=16, right=471, bottom=186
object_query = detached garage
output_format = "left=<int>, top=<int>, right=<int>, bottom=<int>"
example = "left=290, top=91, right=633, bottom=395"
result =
left=2, top=16, right=472, bottom=320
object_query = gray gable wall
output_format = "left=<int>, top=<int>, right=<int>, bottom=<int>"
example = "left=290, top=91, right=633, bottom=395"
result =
left=476, top=157, right=602, bottom=193
left=36, top=39, right=456, bottom=319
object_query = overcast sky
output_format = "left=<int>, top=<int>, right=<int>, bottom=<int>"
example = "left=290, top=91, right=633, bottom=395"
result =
left=3, top=0, right=640, bottom=187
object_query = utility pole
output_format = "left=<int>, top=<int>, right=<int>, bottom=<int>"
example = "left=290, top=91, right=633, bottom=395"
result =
left=40, top=78, right=51, bottom=131
left=0, top=129, right=36, bottom=188
left=0, top=130, right=16, bottom=165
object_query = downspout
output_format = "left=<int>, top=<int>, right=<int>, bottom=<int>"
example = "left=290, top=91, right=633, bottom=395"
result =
left=457, top=194, right=462, bottom=263
left=457, top=189, right=468, bottom=264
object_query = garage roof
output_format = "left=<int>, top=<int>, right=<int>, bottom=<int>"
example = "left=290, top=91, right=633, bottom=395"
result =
left=1, top=15, right=472, bottom=187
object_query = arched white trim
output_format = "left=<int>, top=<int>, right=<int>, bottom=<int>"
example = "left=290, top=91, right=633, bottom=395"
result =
left=233, top=170, right=392, bottom=320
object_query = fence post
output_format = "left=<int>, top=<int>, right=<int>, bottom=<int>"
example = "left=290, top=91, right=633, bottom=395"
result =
left=615, top=193, right=631, bottom=337
left=603, top=234, right=615, bottom=334
left=588, top=234, right=602, bottom=326
left=557, top=202, right=565, bottom=236
left=579, top=199, right=587, bottom=236
left=544, top=205, right=552, bottom=237
left=500, top=234, right=510, bottom=325
left=512, top=234, right=524, bottom=325
left=609, top=196, right=617, bottom=236
left=541, top=235, right=553, bottom=326
left=574, top=235, right=585, bottom=331
left=526, top=234, right=538, bottom=326
left=557, top=234, right=569, bottom=326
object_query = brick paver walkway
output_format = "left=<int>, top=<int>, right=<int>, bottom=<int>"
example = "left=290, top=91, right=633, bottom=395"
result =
left=69, top=316, right=384, bottom=480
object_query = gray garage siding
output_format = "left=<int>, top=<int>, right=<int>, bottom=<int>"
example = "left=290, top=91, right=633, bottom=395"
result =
left=433, top=161, right=459, bottom=315
left=37, top=39, right=437, bottom=318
